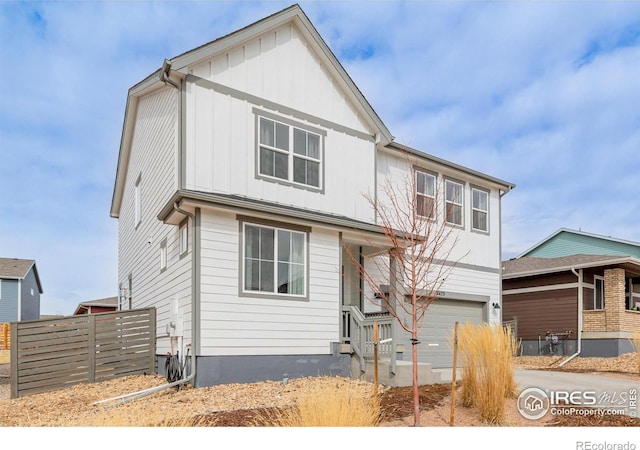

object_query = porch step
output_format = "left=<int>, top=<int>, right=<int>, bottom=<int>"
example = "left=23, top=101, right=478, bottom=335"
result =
left=351, top=356, right=442, bottom=387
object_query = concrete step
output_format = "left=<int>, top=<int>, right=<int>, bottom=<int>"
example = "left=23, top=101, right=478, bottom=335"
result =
left=351, top=356, right=444, bottom=387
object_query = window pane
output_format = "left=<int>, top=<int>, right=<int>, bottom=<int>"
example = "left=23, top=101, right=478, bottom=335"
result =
left=274, top=152, right=288, bottom=179
left=416, top=172, right=425, bottom=194
left=260, top=261, right=274, bottom=292
left=307, top=161, right=320, bottom=187
left=259, top=147, right=274, bottom=177
left=307, top=134, right=320, bottom=159
left=446, top=181, right=462, bottom=203
left=245, top=225, right=260, bottom=258
left=278, top=262, right=290, bottom=293
left=473, top=210, right=487, bottom=231
left=275, top=122, right=289, bottom=150
left=293, top=157, right=306, bottom=184
left=293, top=128, right=306, bottom=155
left=447, top=204, right=462, bottom=225
left=245, top=260, right=260, bottom=291
left=290, top=263, right=304, bottom=295
left=278, top=230, right=291, bottom=262
left=473, top=189, right=488, bottom=211
left=260, top=228, right=274, bottom=260
left=260, top=118, right=274, bottom=146
left=291, top=232, right=305, bottom=264
left=425, top=174, right=435, bottom=196
left=417, top=195, right=434, bottom=219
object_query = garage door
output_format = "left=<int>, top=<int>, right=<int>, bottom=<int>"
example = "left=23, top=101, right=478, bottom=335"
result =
left=398, top=299, right=485, bottom=368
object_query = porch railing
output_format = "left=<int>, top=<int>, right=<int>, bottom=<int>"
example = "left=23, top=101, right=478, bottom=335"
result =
left=341, top=305, right=396, bottom=375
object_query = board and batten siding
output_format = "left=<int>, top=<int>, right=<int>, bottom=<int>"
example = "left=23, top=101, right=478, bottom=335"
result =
left=117, top=86, right=193, bottom=354
left=20, top=268, right=40, bottom=320
left=198, top=209, right=341, bottom=356
left=375, top=150, right=503, bottom=269
left=183, top=22, right=377, bottom=224
left=0, top=279, right=19, bottom=322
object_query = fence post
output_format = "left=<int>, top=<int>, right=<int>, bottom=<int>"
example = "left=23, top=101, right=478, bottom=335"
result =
left=10, top=322, right=17, bottom=399
left=149, top=308, right=157, bottom=374
left=2, top=323, right=8, bottom=350
left=88, top=315, right=96, bottom=383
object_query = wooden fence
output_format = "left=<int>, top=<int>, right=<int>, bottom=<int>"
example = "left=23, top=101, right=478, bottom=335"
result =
left=10, top=308, right=156, bottom=398
left=0, top=323, right=9, bottom=350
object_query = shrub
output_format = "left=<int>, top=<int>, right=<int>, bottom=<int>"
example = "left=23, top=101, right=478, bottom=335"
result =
left=457, top=323, right=519, bottom=424
left=259, top=378, right=380, bottom=427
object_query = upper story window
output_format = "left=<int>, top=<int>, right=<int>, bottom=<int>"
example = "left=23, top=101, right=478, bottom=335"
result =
left=134, top=175, right=142, bottom=228
left=257, top=115, right=323, bottom=190
left=415, top=170, right=436, bottom=220
left=179, top=220, right=189, bottom=256
left=243, top=222, right=307, bottom=298
left=471, top=187, right=489, bottom=232
left=445, top=179, right=464, bottom=227
left=160, top=239, right=168, bottom=271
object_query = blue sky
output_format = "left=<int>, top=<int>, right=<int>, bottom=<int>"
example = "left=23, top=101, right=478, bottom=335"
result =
left=1, top=1, right=639, bottom=316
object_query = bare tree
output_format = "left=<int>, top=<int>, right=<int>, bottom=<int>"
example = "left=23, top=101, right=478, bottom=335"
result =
left=344, top=154, right=464, bottom=426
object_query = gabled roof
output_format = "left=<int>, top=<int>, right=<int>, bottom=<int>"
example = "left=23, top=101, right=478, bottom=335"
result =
left=502, top=254, right=640, bottom=279
left=518, top=228, right=640, bottom=258
left=0, top=258, right=43, bottom=293
left=110, top=4, right=394, bottom=218
left=73, top=296, right=118, bottom=315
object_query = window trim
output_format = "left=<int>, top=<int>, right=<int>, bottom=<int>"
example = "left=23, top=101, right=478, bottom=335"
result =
left=470, top=185, right=490, bottom=234
left=594, top=275, right=605, bottom=310
left=160, top=238, right=168, bottom=272
left=444, top=177, right=465, bottom=228
left=414, top=168, right=437, bottom=220
left=238, top=216, right=311, bottom=301
left=179, top=220, right=189, bottom=257
left=254, top=109, right=326, bottom=194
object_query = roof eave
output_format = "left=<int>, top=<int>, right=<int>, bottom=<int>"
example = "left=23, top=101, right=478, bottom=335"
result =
left=502, top=256, right=640, bottom=279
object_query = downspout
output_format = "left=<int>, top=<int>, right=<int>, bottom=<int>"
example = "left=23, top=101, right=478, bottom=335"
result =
left=94, top=202, right=198, bottom=408
left=559, top=268, right=583, bottom=367
left=160, top=59, right=180, bottom=90
left=497, top=188, right=511, bottom=320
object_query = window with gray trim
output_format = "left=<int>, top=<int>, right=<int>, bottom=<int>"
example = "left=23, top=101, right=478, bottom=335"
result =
left=445, top=179, right=464, bottom=226
left=594, top=276, right=605, bottom=310
left=258, top=116, right=322, bottom=189
left=415, top=170, right=436, bottom=219
left=471, top=187, right=489, bottom=232
left=243, top=223, right=306, bottom=296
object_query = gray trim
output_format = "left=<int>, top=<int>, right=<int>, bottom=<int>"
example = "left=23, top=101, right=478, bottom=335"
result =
left=443, top=176, right=465, bottom=229
left=469, top=184, right=490, bottom=235
left=179, top=79, right=187, bottom=190
left=179, top=218, right=189, bottom=259
left=253, top=110, right=326, bottom=194
left=386, top=142, right=515, bottom=191
left=237, top=216, right=310, bottom=302
left=431, top=258, right=501, bottom=274
left=158, top=189, right=386, bottom=236
left=194, top=208, right=201, bottom=357
left=188, top=74, right=375, bottom=142
left=160, top=238, right=168, bottom=273
left=236, top=214, right=311, bottom=233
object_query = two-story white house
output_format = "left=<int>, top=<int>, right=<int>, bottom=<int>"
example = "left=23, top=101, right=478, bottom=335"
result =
left=110, top=4, right=514, bottom=387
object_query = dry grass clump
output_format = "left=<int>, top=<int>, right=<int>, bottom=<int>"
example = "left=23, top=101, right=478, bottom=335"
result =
left=457, top=323, right=519, bottom=424
left=258, top=378, right=380, bottom=427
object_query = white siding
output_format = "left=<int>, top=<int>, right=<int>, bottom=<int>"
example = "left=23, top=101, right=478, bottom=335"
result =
left=117, top=86, right=192, bottom=354
left=199, top=209, right=341, bottom=356
left=376, top=150, right=503, bottom=269
left=184, top=22, right=377, bottom=223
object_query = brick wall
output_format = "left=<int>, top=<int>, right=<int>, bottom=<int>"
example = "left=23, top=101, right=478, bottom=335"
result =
left=583, top=310, right=606, bottom=332
left=604, top=268, right=625, bottom=331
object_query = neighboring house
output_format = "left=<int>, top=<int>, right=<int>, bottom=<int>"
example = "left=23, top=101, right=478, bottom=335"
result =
left=502, top=229, right=640, bottom=357
left=0, top=258, right=43, bottom=322
left=73, top=296, right=118, bottom=315
left=109, top=5, right=514, bottom=387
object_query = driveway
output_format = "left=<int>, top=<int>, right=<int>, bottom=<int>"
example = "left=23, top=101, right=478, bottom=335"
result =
left=515, top=369, right=639, bottom=417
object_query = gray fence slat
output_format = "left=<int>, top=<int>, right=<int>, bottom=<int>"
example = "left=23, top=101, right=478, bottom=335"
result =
left=10, top=307, right=156, bottom=398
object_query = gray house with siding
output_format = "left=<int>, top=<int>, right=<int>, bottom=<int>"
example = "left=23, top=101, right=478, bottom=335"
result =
left=0, top=258, right=43, bottom=322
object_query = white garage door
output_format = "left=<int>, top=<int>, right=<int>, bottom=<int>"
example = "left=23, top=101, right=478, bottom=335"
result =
left=398, top=299, right=485, bottom=368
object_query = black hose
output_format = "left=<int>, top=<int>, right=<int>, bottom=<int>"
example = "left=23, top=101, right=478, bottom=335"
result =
left=165, top=352, right=183, bottom=383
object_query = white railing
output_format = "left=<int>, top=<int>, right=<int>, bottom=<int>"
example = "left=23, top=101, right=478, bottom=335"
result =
left=342, top=305, right=396, bottom=374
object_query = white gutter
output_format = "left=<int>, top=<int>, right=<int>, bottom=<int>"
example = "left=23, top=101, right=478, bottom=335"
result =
left=559, top=268, right=583, bottom=367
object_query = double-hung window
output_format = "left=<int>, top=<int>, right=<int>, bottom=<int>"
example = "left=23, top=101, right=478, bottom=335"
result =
left=415, top=170, right=436, bottom=219
left=243, top=223, right=306, bottom=297
left=445, top=179, right=464, bottom=226
left=471, top=187, right=489, bottom=232
left=258, top=115, right=322, bottom=189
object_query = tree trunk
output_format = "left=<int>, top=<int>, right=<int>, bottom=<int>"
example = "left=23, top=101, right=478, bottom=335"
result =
left=412, top=329, right=420, bottom=426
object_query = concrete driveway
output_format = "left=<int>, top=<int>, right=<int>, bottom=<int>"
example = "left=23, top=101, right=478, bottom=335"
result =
left=515, top=369, right=639, bottom=418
